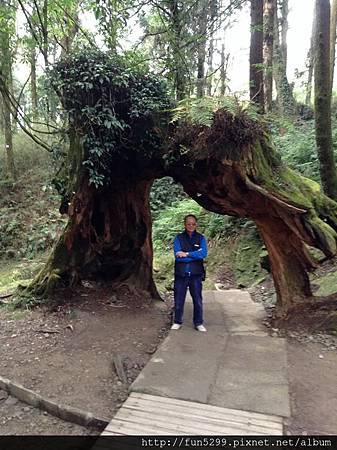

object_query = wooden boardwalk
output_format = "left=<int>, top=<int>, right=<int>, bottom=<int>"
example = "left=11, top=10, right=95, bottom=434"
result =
left=101, top=392, right=283, bottom=436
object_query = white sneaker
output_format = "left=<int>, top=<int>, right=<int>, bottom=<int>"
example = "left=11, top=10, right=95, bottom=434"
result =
left=195, top=324, right=207, bottom=332
left=171, top=323, right=182, bottom=330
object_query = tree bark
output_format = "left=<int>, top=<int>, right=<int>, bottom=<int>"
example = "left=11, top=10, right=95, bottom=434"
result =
left=263, top=0, right=275, bottom=112
left=330, top=0, right=337, bottom=91
left=273, top=1, right=296, bottom=115
left=250, top=0, right=265, bottom=111
left=315, top=0, right=337, bottom=200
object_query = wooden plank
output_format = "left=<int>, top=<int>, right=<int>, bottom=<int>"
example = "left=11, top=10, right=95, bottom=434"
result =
left=101, top=393, right=283, bottom=436
left=125, top=395, right=281, bottom=431
left=114, top=408, right=280, bottom=435
left=128, top=392, right=283, bottom=425
left=120, top=403, right=281, bottom=434
left=105, top=414, right=277, bottom=436
left=104, top=418, right=180, bottom=435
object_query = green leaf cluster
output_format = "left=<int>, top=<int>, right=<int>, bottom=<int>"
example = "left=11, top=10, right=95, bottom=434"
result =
left=51, top=50, right=172, bottom=188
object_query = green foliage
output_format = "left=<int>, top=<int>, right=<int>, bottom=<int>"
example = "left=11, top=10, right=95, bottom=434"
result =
left=0, top=133, right=66, bottom=259
left=152, top=196, right=253, bottom=251
left=150, top=177, right=187, bottom=219
left=270, top=116, right=320, bottom=181
left=152, top=198, right=205, bottom=251
left=170, top=96, right=262, bottom=127
left=51, top=51, right=171, bottom=189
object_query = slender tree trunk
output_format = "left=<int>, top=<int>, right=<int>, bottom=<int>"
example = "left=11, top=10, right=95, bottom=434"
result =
left=330, top=0, right=337, bottom=91
left=263, top=0, right=275, bottom=112
left=0, top=28, right=16, bottom=181
left=60, top=1, right=79, bottom=58
left=306, top=4, right=316, bottom=105
left=30, top=47, right=38, bottom=121
left=273, top=1, right=296, bottom=115
left=315, top=0, right=337, bottom=200
left=196, top=3, right=207, bottom=98
left=250, top=0, right=265, bottom=111
left=220, top=43, right=229, bottom=96
left=206, top=0, right=217, bottom=97
left=169, top=0, right=186, bottom=100
left=0, top=95, right=4, bottom=132
left=2, top=92, right=16, bottom=181
left=280, top=0, right=289, bottom=67
left=42, top=0, right=48, bottom=68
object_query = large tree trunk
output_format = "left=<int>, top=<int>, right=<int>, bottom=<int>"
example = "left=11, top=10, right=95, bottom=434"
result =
left=23, top=134, right=159, bottom=301
left=273, top=0, right=296, bottom=115
left=250, top=0, right=265, bottom=110
left=315, top=0, right=337, bottom=200
left=263, top=0, right=275, bottom=112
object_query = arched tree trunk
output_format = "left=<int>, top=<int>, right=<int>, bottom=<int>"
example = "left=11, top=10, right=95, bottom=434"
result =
left=20, top=54, right=337, bottom=318
left=167, top=109, right=337, bottom=315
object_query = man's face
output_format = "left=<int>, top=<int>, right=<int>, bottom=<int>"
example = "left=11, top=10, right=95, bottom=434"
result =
left=184, top=217, right=197, bottom=234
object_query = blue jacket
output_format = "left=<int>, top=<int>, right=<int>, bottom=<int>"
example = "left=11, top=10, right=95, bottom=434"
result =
left=174, top=231, right=208, bottom=277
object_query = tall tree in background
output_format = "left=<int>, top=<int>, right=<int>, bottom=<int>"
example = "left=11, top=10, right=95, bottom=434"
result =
left=273, top=0, right=296, bottom=115
left=314, top=0, right=337, bottom=199
left=330, top=0, right=337, bottom=91
left=206, top=0, right=218, bottom=96
left=263, top=0, right=275, bottom=112
left=306, top=3, right=316, bottom=105
left=0, top=1, right=17, bottom=181
left=196, top=1, right=208, bottom=97
left=250, top=0, right=264, bottom=110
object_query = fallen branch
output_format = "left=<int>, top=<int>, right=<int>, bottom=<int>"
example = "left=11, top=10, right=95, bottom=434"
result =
left=33, top=329, right=61, bottom=334
left=112, top=353, right=128, bottom=385
left=0, top=375, right=109, bottom=430
left=0, top=293, right=13, bottom=299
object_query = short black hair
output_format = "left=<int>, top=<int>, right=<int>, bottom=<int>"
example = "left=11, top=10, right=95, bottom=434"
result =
left=184, top=214, right=198, bottom=223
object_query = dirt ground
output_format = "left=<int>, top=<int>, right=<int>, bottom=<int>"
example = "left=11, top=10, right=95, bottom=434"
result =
left=0, top=277, right=337, bottom=436
left=0, top=283, right=171, bottom=435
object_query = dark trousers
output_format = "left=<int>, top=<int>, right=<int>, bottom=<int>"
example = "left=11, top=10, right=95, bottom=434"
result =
left=173, top=274, right=203, bottom=326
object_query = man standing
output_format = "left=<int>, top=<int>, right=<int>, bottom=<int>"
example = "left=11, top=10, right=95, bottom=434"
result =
left=171, top=214, right=208, bottom=332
